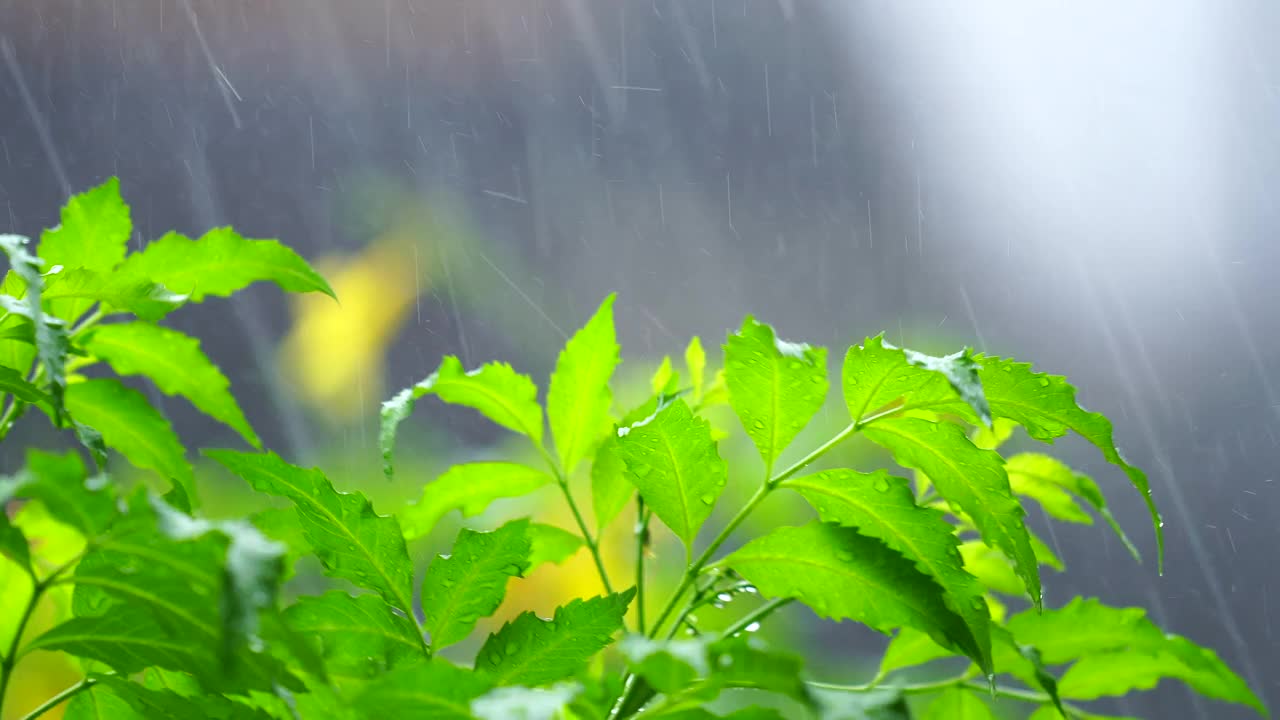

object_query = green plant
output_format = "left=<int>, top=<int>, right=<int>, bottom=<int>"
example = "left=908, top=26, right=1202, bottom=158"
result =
left=0, top=180, right=1265, bottom=720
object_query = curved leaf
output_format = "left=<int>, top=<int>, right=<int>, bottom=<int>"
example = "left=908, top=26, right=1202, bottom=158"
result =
left=38, top=177, right=130, bottom=274
left=615, top=399, right=727, bottom=550
left=920, top=356, right=1162, bottom=569
left=353, top=659, right=493, bottom=720
left=547, top=294, right=619, bottom=474
left=1006, top=453, right=1139, bottom=561
left=119, top=228, right=334, bottom=302
left=83, top=322, right=258, bottom=447
left=0, top=366, right=51, bottom=406
left=382, top=356, right=543, bottom=478
left=65, top=379, right=195, bottom=505
left=526, top=523, right=585, bottom=570
left=400, top=462, right=553, bottom=541
left=841, top=335, right=957, bottom=424
left=921, top=688, right=995, bottom=720
left=685, top=337, right=707, bottom=404
left=782, top=469, right=990, bottom=673
left=424, top=520, right=531, bottom=650
left=861, top=417, right=1039, bottom=608
left=476, top=588, right=635, bottom=687
left=283, top=592, right=425, bottom=680
left=724, top=316, right=828, bottom=469
left=1007, top=598, right=1263, bottom=713
left=205, top=450, right=415, bottom=617
left=718, top=523, right=975, bottom=655
left=0, top=236, right=69, bottom=420
left=44, top=269, right=187, bottom=322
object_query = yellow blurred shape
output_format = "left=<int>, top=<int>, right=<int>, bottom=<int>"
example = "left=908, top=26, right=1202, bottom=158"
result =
left=281, top=233, right=427, bottom=422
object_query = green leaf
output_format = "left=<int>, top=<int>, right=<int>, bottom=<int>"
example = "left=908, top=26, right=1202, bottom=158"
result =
left=82, top=322, right=259, bottom=447
left=283, top=591, right=425, bottom=680
left=205, top=450, right=415, bottom=616
left=381, top=356, right=544, bottom=478
left=1007, top=598, right=1263, bottom=713
left=842, top=335, right=956, bottom=424
left=903, top=348, right=991, bottom=427
left=400, top=462, right=553, bottom=540
left=615, top=399, right=727, bottom=550
left=0, top=450, right=115, bottom=538
left=526, top=523, right=585, bottom=570
left=354, top=659, right=492, bottom=720
left=921, top=688, right=995, bottom=719
left=547, top=294, right=619, bottom=474
left=925, top=356, right=1162, bottom=569
left=957, top=541, right=1024, bottom=597
left=705, top=635, right=814, bottom=709
left=724, top=316, right=828, bottom=469
left=0, top=365, right=51, bottom=406
left=43, top=269, right=187, bottom=322
left=119, top=227, right=334, bottom=301
left=476, top=588, right=635, bottom=687
left=861, top=417, right=1040, bottom=608
left=64, top=379, right=196, bottom=505
left=26, top=606, right=272, bottom=692
left=38, top=178, right=131, bottom=274
left=685, top=337, right=707, bottom=403
left=424, top=519, right=532, bottom=650
left=782, top=469, right=990, bottom=673
left=472, top=683, right=583, bottom=720
left=591, top=435, right=632, bottom=531
left=1005, top=453, right=1139, bottom=561
left=879, top=628, right=957, bottom=677
left=591, top=396, right=664, bottom=530
left=0, top=236, right=70, bottom=420
left=718, top=523, right=976, bottom=656
left=620, top=635, right=709, bottom=695
left=65, top=683, right=146, bottom=720
left=812, top=687, right=910, bottom=720
left=652, top=356, right=679, bottom=395
left=84, top=675, right=277, bottom=720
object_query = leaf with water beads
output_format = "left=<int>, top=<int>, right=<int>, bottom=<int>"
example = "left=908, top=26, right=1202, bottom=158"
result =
left=717, top=523, right=977, bottom=662
left=724, top=316, right=828, bottom=469
left=476, top=588, right=635, bottom=687
left=861, top=417, right=1041, bottom=609
left=615, top=399, right=727, bottom=551
left=423, top=519, right=532, bottom=650
left=781, top=468, right=991, bottom=674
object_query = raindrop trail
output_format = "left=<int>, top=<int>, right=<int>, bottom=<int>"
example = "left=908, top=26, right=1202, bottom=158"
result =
left=2, top=37, right=71, bottom=197
left=180, top=0, right=242, bottom=129
left=436, top=242, right=472, bottom=365
left=1076, top=257, right=1263, bottom=697
left=475, top=249, right=567, bottom=340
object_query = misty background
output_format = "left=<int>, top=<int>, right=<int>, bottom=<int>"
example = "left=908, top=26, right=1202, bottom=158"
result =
left=1, top=1, right=1277, bottom=717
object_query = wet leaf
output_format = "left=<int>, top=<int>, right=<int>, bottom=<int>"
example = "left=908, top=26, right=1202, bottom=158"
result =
left=83, top=322, right=258, bottom=447
left=862, top=417, right=1040, bottom=608
left=615, top=399, right=727, bottom=551
left=547, top=294, right=620, bottom=475
left=724, top=316, right=828, bottom=469
left=423, top=520, right=531, bottom=650
left=476, top=588, right=635, bottom=687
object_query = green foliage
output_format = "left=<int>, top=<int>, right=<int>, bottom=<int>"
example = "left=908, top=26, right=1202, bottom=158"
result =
left=0, top=180, right=1263, bottom=720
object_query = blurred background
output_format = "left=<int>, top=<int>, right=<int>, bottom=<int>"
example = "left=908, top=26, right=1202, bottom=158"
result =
left=1, top=1, right=1277, bottom=717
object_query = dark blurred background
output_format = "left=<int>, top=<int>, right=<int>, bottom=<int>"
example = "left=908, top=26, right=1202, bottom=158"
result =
left=1, top=1, right=1277, bottom=717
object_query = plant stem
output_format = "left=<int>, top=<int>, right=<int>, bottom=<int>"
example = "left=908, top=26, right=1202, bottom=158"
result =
left=0, top=580, right=47, bottom=716
left=18, top=677, right=97, bottom=720
left=555, top=478, right=613, bottom=594
left=635, top=501, right=648, bottom=633
left=648, top=418, right=866, bottom=640
left=720, top=597, right=793, bottom=638
left=536, top=440, right=615, bottom=595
